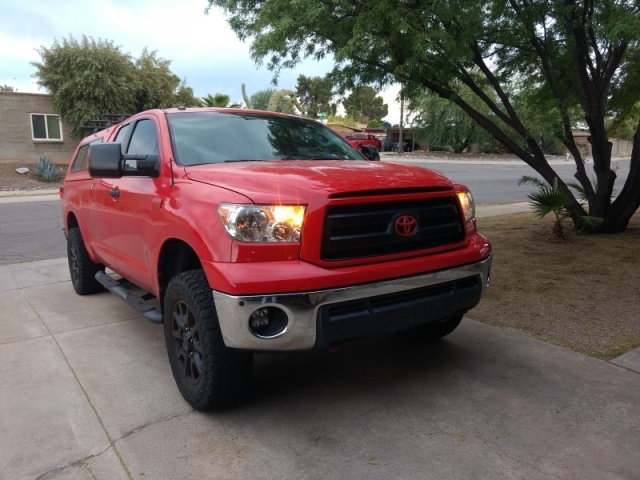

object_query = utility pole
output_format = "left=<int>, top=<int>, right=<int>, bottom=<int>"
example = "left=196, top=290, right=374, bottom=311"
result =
left=398, top=84, right=404, bottom=155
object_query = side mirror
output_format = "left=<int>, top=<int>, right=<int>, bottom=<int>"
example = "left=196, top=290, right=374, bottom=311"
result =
left=89, top=143, right=160, bottom=178
left=89, top=143, right=123, bottom=178
left=360, top=145, right=381, bottom=161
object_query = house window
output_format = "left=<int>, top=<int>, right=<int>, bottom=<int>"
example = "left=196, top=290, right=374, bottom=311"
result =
left=30, top=113, right=63, bottom=141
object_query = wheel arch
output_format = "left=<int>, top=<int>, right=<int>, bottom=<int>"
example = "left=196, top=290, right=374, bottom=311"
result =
left=66, top=211, right=79, bottom=232
left=157, top=239, right=203, bottom=307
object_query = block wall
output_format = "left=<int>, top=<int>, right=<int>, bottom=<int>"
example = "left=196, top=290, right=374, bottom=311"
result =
left=0, top=92, right=78, bottom=165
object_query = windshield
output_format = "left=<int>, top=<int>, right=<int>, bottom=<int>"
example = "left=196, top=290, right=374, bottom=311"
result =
left=166, top=112, right=363, bottom=165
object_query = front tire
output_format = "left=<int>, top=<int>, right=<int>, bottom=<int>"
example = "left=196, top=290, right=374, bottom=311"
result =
left=67, top=226, right=104, bottom=295
left=163, top=270, right=253, bottom=410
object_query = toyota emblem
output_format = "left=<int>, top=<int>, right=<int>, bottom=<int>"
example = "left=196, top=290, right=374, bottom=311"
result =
left=394, top=214, right=419, bottom=237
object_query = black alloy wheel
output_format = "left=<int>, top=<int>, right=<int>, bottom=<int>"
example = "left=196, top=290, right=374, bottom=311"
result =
left=67, top=226, right=104, bottom=295
left=169, top=299, right=204, bottom=386
left=163, top=270, right=253, bottom=410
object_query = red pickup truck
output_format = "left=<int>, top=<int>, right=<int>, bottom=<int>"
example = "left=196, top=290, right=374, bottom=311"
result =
left=345, top=132, right=382, bottom=151
left=61, top=108, right=491, bottom=410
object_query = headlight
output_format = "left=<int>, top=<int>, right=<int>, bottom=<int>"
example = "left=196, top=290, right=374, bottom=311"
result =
left=219, top=204, right=305, bottom=242
left=457, top=189, right=475, bottom=222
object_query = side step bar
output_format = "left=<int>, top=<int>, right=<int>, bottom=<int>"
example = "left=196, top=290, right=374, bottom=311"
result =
left=95, top=271, right=163, bottom=324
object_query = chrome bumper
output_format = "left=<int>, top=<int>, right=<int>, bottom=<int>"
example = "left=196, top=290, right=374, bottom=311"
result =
left=213, top=256, right=491, bottom=351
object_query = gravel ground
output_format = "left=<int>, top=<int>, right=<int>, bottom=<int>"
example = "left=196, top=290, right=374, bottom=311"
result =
left=0, top=162, right=64, bottom=192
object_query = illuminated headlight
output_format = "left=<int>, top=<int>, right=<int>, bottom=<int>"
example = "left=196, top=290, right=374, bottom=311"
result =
left=457, top=189, right=475, bottom=222
left=219, top=204, right=305, bottom=242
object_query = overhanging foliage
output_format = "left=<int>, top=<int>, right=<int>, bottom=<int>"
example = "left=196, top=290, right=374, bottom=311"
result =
left=208, top=0, right=640, bottom=233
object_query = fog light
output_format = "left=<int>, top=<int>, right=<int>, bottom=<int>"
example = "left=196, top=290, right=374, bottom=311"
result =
left=248, top=307, right=288, bottom=338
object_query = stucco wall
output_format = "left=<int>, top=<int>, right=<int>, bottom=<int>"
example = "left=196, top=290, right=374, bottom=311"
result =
left=0, top=92, right=78, bottom=165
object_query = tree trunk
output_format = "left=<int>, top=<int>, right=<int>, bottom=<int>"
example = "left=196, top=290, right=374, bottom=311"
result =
left=601, top=119, right=640, bottom=233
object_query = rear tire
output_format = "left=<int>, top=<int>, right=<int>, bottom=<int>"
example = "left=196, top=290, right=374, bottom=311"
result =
left=163, top=270, right=253, bottom=410
left=67, top=226, right=104, bottom=295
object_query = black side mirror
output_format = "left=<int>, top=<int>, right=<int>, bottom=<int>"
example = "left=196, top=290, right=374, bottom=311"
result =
left=89, top=143, right=160, bottom=178
left=89, top=143, right=123, bottom=178
left=360, top=145, right=381, bottom=161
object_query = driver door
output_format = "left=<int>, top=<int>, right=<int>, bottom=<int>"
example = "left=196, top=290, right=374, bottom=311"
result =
left=108, top=116, right=165, bottom=291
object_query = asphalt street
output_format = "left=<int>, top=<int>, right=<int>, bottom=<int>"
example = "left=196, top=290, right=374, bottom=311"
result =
left=1, top=157, right=632, bottom=265
left=391, top=157, right=632, bottom=205
left=0, top=194, right=65, bottom=265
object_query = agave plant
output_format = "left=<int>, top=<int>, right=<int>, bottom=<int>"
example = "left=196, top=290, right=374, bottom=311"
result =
left=33, top=156, right=61, bottom=182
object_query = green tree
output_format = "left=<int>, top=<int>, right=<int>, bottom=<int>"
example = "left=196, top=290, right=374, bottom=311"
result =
left=174, top=81, right=202, bottom=108
left=249, top=88, right=276, bottom=110
left=32, top=35, right=137, bottom=136
left=607, top=48, right=640, bottom=142
left=342, top=86, right=388, bottom=124
left=0, top=84, right=14, bottom=92
left=295, top=74, right=335, bottom=118
left=202, top=92, right=231, bottom=107
left=133, top=48, right=181, bottom=111
left=32, top=35, right=198, bottom=136
left=207, top=0, right=640, bottom=233
left=410, top=84, right=491, bottom=153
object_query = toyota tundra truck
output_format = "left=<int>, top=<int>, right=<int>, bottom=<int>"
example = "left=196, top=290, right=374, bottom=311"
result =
left=60, top=107, right=492, bottom=410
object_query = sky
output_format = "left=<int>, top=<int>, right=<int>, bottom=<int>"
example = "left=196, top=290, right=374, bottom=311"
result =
left=0, top=0, right=402, bottom=123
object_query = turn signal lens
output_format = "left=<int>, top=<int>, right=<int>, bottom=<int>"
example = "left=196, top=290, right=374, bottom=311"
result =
left=457, top=189, right=475, bottom=222
left=219, top=204, right=305, bottom=242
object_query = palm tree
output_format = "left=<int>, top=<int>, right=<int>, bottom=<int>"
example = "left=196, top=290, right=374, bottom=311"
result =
left=201, top=93, right=230, bottom=107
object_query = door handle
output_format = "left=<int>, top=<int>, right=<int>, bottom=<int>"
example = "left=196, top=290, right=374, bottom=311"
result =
left=109, top=189, right=120, bottom=198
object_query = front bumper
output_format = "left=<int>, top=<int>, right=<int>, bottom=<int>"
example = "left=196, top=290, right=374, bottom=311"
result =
left=213, top=255, right=491, bottom=352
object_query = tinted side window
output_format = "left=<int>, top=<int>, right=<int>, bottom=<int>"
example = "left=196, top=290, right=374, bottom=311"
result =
left=70, top=137, right=104, bottom=172
left=114, top=123, right=133, bottom=153
left=127, top=120, right=158, bottom=155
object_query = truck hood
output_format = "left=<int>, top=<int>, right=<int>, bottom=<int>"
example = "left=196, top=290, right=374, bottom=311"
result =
left=183, top=160, right=454, bottom=204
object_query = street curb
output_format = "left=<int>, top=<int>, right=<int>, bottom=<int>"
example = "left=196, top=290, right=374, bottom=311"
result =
left=0, top=188, right=59, bottom=198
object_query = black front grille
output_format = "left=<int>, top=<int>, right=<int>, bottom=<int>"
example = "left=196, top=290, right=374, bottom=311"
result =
left=321, top=197, right=465, bottom=261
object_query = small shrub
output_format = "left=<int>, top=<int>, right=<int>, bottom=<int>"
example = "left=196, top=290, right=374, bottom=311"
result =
left=33, top=156, right=61, bottom=182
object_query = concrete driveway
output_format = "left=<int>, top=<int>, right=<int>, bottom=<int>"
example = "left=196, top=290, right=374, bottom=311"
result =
left=1, top=257, right=639, bottom=480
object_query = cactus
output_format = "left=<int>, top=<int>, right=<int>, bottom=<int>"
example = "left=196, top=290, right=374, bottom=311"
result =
left=241, top=84, right=303, bottom=114
left=267, top=89, right=303, bottom=113
left=241, top=83, right=252, bottom=109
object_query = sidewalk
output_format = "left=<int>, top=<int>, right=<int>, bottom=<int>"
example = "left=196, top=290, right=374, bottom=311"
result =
left=0, top=188, right=59, bottom=203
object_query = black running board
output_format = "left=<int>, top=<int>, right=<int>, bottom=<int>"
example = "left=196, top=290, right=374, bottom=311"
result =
left=95, top=271, right=163, bottom=324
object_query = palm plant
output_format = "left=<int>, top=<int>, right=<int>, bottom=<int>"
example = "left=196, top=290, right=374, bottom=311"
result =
left=201, top=93, right=230, bottom=107
left=518, top=176, right=601, bottom=240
